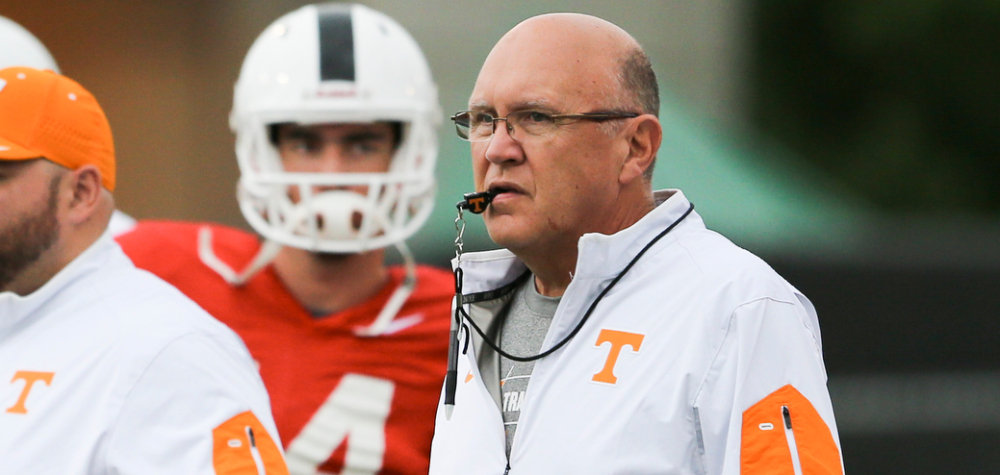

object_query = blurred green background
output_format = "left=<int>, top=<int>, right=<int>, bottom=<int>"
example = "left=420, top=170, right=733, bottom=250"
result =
left=4, top=1, right=997, bottom=472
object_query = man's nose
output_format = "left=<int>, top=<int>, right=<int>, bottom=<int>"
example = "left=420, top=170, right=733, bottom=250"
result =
left=491, top=117, right=514, bottom=138
left=484, top=119, right=524, bottom=165
left=313, top=144, right=351, bottom=172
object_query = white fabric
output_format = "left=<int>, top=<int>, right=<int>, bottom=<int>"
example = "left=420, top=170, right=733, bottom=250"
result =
left=108, top=209, right=137, bottom=236
left=0, top=16, right=60, bottom=72
left=0, top=233, right=283, bottom=474
left=429, top=189, right=842, bottom=474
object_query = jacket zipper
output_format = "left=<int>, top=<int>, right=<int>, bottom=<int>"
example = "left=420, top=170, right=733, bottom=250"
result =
left=782, top=406, right=803, bottom=475
left=246, top=426, right=266, bottom=475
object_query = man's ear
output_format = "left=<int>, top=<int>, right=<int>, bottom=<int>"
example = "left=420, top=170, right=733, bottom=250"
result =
left=65, top=165, right=103, bottom=225
left=619, top=114, right=662, bottom=185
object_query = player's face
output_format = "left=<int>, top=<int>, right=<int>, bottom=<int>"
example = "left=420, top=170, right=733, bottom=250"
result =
left=468, top=30, right=631, bottom=255
left=0, top=159, right=62, bottom=291
left=275, top=122, right=396, bottom=202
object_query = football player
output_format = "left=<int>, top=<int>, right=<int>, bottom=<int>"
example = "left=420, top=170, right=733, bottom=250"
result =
left=117, top=4, right=451, bottom=474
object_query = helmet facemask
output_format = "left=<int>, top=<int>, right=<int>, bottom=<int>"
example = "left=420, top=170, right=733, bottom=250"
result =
left=236, top=118, right=435, bottom=254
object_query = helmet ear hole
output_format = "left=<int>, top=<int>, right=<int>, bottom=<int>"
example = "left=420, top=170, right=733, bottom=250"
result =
left=230, top=4, right=441, bottom=254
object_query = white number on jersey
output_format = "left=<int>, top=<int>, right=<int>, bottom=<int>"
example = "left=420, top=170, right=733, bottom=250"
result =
left=284, top=373, right=395, bottom=475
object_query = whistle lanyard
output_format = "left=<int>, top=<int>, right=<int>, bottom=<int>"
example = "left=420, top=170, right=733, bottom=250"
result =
left=444, top=196, right=694, bottom=414
left=453, top=199, right=695, bottom=362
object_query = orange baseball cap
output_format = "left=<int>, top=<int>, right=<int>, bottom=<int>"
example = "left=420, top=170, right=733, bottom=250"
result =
left=0, top=66, right=115, bottom=190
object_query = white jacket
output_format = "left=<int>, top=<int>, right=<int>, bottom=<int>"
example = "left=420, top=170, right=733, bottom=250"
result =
left=430, top=190, right=843, bottom=474
left=0, top=233, right=287, bottom=474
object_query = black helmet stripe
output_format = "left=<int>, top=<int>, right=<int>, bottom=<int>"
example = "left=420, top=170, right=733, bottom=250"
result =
left=317, top=5, right=355, bottom=81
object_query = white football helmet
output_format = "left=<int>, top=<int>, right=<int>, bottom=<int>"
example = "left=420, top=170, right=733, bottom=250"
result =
left=0, top=16, right=60, bottom=72
left=230, top=3, right=441, bottom=254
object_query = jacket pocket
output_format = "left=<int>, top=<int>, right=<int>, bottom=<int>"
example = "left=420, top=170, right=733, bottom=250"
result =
left=212, top=411, right=289, bottom=475
left=740, top=384, right=842, bottom=474
left=782, top=405, right=803, bottom=475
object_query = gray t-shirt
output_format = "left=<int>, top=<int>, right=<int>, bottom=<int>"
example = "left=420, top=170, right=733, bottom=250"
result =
left=499, top=275, right=560, bottom=458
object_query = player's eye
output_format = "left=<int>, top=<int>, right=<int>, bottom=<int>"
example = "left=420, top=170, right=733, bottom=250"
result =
left=284, top=138, right=321, bottom=155
left=345, top=140, right=380, bottom=155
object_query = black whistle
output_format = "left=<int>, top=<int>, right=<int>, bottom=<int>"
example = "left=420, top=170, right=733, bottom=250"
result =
left=457, top=190, right=494, bottom=214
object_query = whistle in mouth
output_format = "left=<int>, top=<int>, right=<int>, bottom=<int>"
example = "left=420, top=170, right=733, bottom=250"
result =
left=457, top=190, right=495, bottom=214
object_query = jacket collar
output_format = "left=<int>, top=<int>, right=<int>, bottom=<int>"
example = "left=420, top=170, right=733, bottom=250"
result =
left=453, top=189, right=701, bottom=298
left=0, top=231, right=119, bottom=333
left=574, top=189, right=699, bottom=280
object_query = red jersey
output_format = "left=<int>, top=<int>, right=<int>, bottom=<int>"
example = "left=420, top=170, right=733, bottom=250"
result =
left=117, top=221, right=453, bottom=475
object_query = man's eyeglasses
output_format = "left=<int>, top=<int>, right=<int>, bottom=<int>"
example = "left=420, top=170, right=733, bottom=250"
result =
left=450, top=109, right=640, bottom=142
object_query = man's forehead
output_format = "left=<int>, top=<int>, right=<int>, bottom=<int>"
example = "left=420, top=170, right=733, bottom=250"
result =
left=471, top=24, right=623, bottom=111
left=0, top=157, right=44, bottom=169
left=504, top=13, right=636, bottom=50
left=467, top=98, right=556, bottom=112
left=0, top=157, right=61, bottom=181
left=469, top=57, right=617, bottom=112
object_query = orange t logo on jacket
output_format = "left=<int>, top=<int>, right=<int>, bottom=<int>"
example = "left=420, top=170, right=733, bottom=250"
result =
left=6, top=370, right=55, bottom=414
left=592, top=329, right=644, bottom=384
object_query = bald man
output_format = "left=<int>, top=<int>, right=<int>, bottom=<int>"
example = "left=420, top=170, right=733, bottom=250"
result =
left=431, top=14, right=844, bottom=474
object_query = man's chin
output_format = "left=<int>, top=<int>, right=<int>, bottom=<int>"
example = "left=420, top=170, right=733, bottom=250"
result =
left=486, top=222, right=530, bottom=251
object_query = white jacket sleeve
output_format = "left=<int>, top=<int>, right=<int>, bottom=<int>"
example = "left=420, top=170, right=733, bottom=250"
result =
left=697, top=296, right=844, bottom=475
left=104, top=332, right=288, bottom=474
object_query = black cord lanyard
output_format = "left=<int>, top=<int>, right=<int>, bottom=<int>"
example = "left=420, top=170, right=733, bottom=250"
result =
left=455, top=201, right=695, bottom=363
